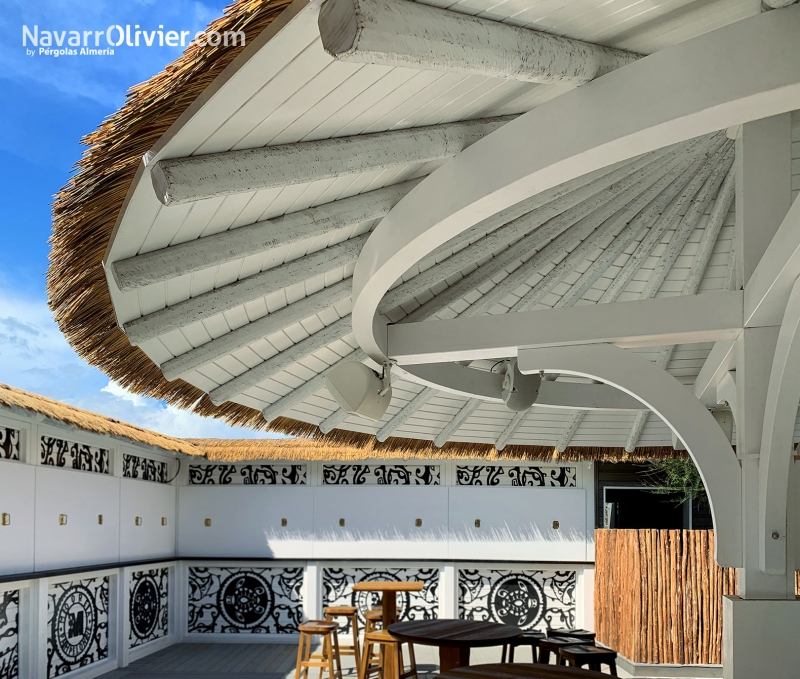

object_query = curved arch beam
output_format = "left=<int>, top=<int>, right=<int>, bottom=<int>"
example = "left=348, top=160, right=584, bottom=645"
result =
left=759, top=277, right=800, bottom=574
left=517, top=343, right=742, bottom=566
left=351, top=6, right=800, bottom=363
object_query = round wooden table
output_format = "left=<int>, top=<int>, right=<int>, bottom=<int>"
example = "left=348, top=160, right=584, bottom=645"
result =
left=435, top=662, right=610, bottom=679
left=388, top=620, right=523, bottom=672
left=351, top=580, right=423, bottom=628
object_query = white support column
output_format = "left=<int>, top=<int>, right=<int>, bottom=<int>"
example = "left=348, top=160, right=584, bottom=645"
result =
left=33, top=579, right=47, bottom=679
left=439, top=564, right=458, bottom=619
left=304, top=562, right=323, bottom=622
left=735, top=114, right=793, bottom=288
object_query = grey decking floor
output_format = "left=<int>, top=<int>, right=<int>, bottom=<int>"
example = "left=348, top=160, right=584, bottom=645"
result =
left=106, top=642, right=511, bottom=679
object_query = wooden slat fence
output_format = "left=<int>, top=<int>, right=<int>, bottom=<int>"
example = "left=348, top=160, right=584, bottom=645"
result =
left=595, top=529, right=800, bottom=665
left=594, top=529, right=737, bottom=665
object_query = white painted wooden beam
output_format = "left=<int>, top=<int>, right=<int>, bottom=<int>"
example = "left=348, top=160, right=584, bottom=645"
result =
left=556, top=144, right=723, bottom=307
left=160, top=280, right=351, bottom=381
left=495, top=409, right=528, bottom=451
left=261, top=348, right=367, bottom=423
left=510, top=147, right=698, bottom=313
left=124, top=234, right=366, bottom=345
left=376, top=387, right=434, bottom=441
left=556, top=411, right=586, bottom=452
left=517, top=343, right=742, bottom=566
left=382, top=144, right=678, bottom=314
left=151, top=117, right=512, bottom=205
left=388, top=291, right=744, bottom=364
left=763, top=0, right=799, bottom=8
left=319, top=0, right=639, bottom=85
left=624, top=412, right=648, bottom=453
left=114, top=180, right=420, bottom=291
left=639, top=148, right=734, bottom=299
left=693, top=339, right=738, bottom=406
left=744, top=192, right=800, bottom=328
left=208, top=316, right=352, bottom=405
left=319, top=408, right=350, bottom=434
left=434, top=398, right=481, bottom=448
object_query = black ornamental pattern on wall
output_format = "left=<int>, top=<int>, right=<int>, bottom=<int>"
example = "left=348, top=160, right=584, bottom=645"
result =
left=0, top=590, right=19, bottom=679
left=123, top=454, right=169, bottom=483
left=456, top=466, right=576, bottom=487
left=40, top=436, right=109, bottom=475
left=47, top=577, right=109, bottom=678
left=0, top=428, right=20, bottom=462
left=187, top=567, right=303, bottom=634
left=322, top=567, right=439, bottom=633
left=188, top=464, right=307, bottom=485
left=459, top=569, right=576, bottom=631
left=322, top=464, right=441, bottom=485
left=129, top=569, right=169, bottom=648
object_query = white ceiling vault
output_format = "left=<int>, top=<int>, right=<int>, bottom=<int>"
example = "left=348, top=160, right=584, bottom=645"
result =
left=104, top=0, right=782, bottom=450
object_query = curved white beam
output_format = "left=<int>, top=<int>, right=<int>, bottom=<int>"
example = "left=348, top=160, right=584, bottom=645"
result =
left=759, top=276, right=800, bottom=574
left=517, top=343, right=742, bottom=566
left=351, top=6, right=800, bottom=364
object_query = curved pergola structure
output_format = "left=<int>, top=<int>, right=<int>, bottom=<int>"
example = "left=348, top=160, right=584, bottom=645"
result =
left=47, top=0, right=800, bottom=670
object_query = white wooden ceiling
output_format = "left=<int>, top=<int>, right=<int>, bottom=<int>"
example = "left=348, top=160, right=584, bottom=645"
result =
left=103, top=0, right=768, bottom=449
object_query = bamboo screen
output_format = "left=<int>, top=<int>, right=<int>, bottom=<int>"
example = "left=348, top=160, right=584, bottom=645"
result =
left=594, top=529, right=737, bottom=665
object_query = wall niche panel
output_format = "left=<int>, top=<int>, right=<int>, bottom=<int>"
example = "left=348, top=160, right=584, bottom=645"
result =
left=458, top=568, right=576, bottom=632
left=187, top=567, right=303, bottom=634
left=129, top=568, right=169, bottom=648
left=47, top=576, right=108, bottom=678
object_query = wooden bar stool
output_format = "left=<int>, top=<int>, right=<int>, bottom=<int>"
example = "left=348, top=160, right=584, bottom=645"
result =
left=559, top=644, right=618, bottom=675
left=296, top=620, right=344, bottom=679
left=326, top=605, right=362, bottom=671
left=361, top=609, right=384, bottom=679
left=537, top=636, right=590, bottom=665
left=501, top=630, right=545, bottom=662
left=546, top=628, right=596, bottom=642
left=359, top=629, right=417, bottom=679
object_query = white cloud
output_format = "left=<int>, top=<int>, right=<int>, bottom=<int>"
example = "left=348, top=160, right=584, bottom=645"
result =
left=0, top=285, right=285, bottom=440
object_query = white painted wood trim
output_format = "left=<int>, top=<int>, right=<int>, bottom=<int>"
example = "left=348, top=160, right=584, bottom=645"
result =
left=433, top=398, right=481, bottom=448
left=376, top=387, right=434, bottom=442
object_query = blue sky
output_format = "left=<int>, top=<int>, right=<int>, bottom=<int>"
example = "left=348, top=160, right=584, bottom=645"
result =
left=0, top=0, right=282, bottom=439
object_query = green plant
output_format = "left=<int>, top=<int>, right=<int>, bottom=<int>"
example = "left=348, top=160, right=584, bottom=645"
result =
left=640, top=458, right=709, bottom=511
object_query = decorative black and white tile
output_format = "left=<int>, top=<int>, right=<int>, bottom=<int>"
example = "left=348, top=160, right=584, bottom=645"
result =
left=455, top=466, right=576, bottom=487
left=0, top=428, right=20, bottom=462
left=123, top=454, right=169, bottom=483
left=322, top=464, right=441, bottom=485
left=188, top=464, right=307, bottom=485
left=322, top=567, right=439, bottom=632
left=187, top=567, right=303, bottom=634
left=40, top=436, right=109, bottom=475
left=458, top=569, right=575, bottom=631
left=129, top=569, right=169, bottom=648
left=0, top=590, right=19, bottom=679
left=47, top=577, right=108, bottom=678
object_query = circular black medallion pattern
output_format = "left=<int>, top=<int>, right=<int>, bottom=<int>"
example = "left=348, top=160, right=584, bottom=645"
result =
left=53, top=584, right=97, bottom=664
left=488, top=574, right=545, bottom=629
left=131, top=575, right=161, bottom=639
left=217, top=573, right=273, bottom=629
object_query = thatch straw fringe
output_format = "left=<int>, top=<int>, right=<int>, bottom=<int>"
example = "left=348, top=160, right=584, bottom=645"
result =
left=44, top=0, right=692, bottom=459
left=48, top=0, right=299, bottom=434
left=0, top=383, right=198, bottom=456
left=189, top=436, right=682, bottom=463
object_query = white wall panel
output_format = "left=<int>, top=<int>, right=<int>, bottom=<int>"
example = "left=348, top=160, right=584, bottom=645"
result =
left=34, top=467, right=121, bottom=571
left=119, top=479, right=176, bottom=562
left=448, top=487, right=588, bottom=561
left=0, top=461, right=35, bottom=575
left=177, top=486, right=315, bottom=558
left=312, top=487, right=450, bottom=559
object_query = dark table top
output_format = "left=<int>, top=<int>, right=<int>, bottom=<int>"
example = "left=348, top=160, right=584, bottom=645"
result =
left=435, top=662, right=610, bottom=679
left=388, top=620, right=523, bottom=648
